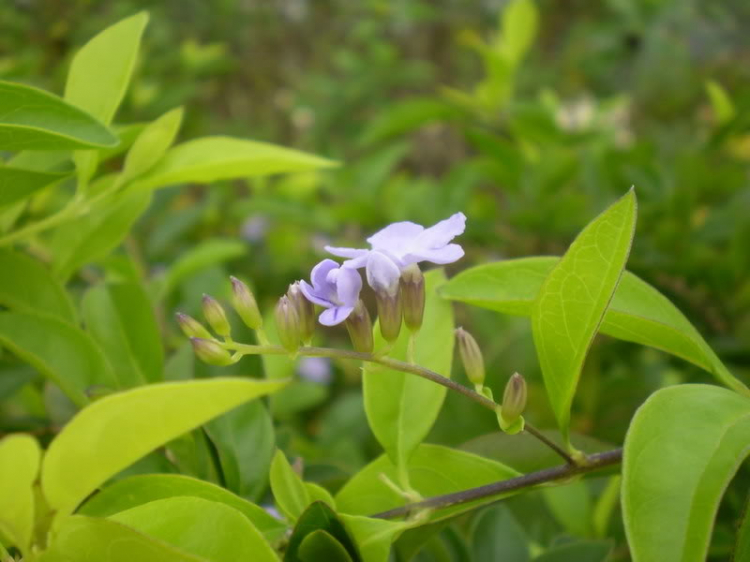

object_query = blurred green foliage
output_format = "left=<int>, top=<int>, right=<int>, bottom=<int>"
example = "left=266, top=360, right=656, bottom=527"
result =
left=2, top=0, right=750, bottom=559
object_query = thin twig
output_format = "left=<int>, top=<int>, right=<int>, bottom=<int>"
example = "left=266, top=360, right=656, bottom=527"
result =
left=371, top=448, right=623, bottom=519
left=224, top=342, right=575, bottom=464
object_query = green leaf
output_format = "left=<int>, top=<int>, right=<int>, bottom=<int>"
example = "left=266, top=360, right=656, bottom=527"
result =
left=364, top=270, right=454, bottom=468
left=154, top=238, right=246, bottom=299
left=736, top=496, right=750, bottom=562
left=441, top=257, right=746, bottom=393
left=133, top=136, right=338, bottom=191
left=51, top=188, right=152, bottom=281
left=705, top=80, right=735, bottom=125
left=542, top=480, right=592, bottom=537
left=335, top=444, right=519, bottom=522
left=270, top=449, right=311, bottom=522
left=0, top=80, right=118, bottom=151
left=500, top=0, right=538, bottom=66
left=339, top=515, right=409, bottom=562
left=534, top=541, right=612, bottom=562
left=78, top=473, right=286, bottom=543
left=81, top=282, right=163, bottom=387
left=532, top=190, right=637, bottom=442
left=0, top=434, right=41, bottom=554
left=110, top=497, right=279, bottom=562
left=622, top=385, right=750, bottom=562
left=0, top=311, right=115, bottom=406
left=204, top=400, right=274, bottom=501
left=471, top=505, right=529, bottom=562
left=39, top=516, right=203, bottom=562
left=121, top=107, right=183, bottom=183
left=0, top=166, right=69, bottom=208
left=41, top=377, right=288, bottom=516
left=64, top=12, right=149, bottom=125
left=285, top=502, right=361, bottom=562
left=0, top=249, right=76, bottom=323
left=358, top=98, right=464, bottom=146
left=299, top=530, right=354, bottom=562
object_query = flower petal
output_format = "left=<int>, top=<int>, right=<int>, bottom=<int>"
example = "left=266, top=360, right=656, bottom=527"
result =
left=310, top=259, right=340, bottom=289
left=403, top=243, right=465, bottom=266
left=367, top=221, right=424, bottom=251
left=325, top=246, right=368, bottom=259
left=365, top=251, right=401, bottom=293
left=319, top=305, right=354, bottom=326
left=335, top=267, right=363, bottom=306
left=299, top=280, right=334, bottom=308
left=413, top=212, right=466, bottom=250
left=341, top=254, right=369, bottom=270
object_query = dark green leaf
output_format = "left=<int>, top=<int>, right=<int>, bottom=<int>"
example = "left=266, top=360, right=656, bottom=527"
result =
left=299, top=530, right=354, bottom=562
left=471, top=505, right=529, bottom=562
left=285, top=502, right=360, bottom=562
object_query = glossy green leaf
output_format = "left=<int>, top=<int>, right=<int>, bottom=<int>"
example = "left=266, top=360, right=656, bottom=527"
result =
left=78, top=473, right=286, bottom=542
left=133, top=136, right=337, bottom=191
left=110, top=497, right=279, bottom=562
left=364, top=270, right=454, bottom=468
left=471, top=505, right=529, bottom=562
left=532, top=190, right=637, bottom=441
left=0, top=434, right=41, bottom=554
left=0, top=311, right=115, bottom=406
left=41, top=377, right=288, bottom=516
left=51, top=188, right=152, bottom=280
left=154, top=238, right=246, bottom=299
left=0, top=249, right=76, bottom=322
left=285, top=502, right=360, bottom=562
left=39, top=516, right=203, bottom=562
left=64, top=12, right=148, bottom=125
left=441, top=256, right=744, bottom=392
left=0, top=80, right=118, bottom=150
left=121, top=107, right=183, bottom=183
left=82, top=282, right=163, bottom=387
left=0, top=166, right=69, bottom=207
left=340, top=515, right=409, bottom=562
left=205, top=400, right=274, bottom=501
left=270, top=449, right=311, bottom=522
left=335, top=444, right=519, bottom=522
left=622, top=385, right=750, bottom=562
left=299, top=530, right=354, bottom=562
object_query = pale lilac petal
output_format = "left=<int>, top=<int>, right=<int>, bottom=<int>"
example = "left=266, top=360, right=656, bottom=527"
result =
left=412, top=213, right=466, bottom=250
left=299, top=280, right=334, bottom=308
left=311, top=259, right=340, bottom=288
left=325, top=246, right=368, bottom=259
left=335, top=267, right=362, bottom=306
left=319, top=306, right=354, bottom=326
left=366, top=221, right=424, bottom=251
left=403, top=244, right=465, bottom=265
left=365, top=251, right=401, bottom=293
left=341, top=254, right=369, bottom=270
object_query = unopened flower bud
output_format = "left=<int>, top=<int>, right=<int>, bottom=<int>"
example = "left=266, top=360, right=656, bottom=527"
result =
left=288, top=281, right=315, bottom=344
left=176, top=312, right=212, bottom=340
left=456, top=327, right=484, bottom=389
left=501, top=372, right=527, bottom=426
left=190, top=337, right=234, bottom=366
left=400, top=264, right=425, bottom=332
left=275, top=296, right=301, bottom=352
left=202, top=294, right=231, bottom=337
left=375, top=288, right=402, bottom=343
left=345, top=300, right=374, bottom=353
left=230, top=276, right=262, bottom=330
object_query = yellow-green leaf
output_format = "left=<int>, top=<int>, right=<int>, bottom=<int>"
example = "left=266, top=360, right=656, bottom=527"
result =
left=0, top=434, right=41, bottom=555
left=41, top=377, right=288, bottom=516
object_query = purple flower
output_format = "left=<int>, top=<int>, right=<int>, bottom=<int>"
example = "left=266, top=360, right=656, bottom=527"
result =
left=325, top=213, right=466, bottom=293
left=300, top=259, right=362, bottom=326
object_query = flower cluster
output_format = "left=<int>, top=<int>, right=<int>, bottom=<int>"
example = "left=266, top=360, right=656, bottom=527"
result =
left=296, top=213, right=466, bottom=349
left=178, top=213, right=466, bottom=360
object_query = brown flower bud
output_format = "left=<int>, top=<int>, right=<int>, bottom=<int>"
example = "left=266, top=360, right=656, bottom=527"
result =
left=345, top=300, right=374, bottom=353
left=455, top=327, right=485, bottom=389
left=400, top=264, right=425, bottom=332
left=288, top=281, right=315, bottom=344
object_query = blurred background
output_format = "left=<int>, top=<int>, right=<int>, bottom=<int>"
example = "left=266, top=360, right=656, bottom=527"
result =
left=2, top=0, right=750, bottom=558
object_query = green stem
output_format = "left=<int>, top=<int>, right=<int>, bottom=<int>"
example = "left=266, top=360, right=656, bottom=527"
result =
left=0, top=201, right=78, bottom=246
left=223, top=342, right=575, bottom=464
